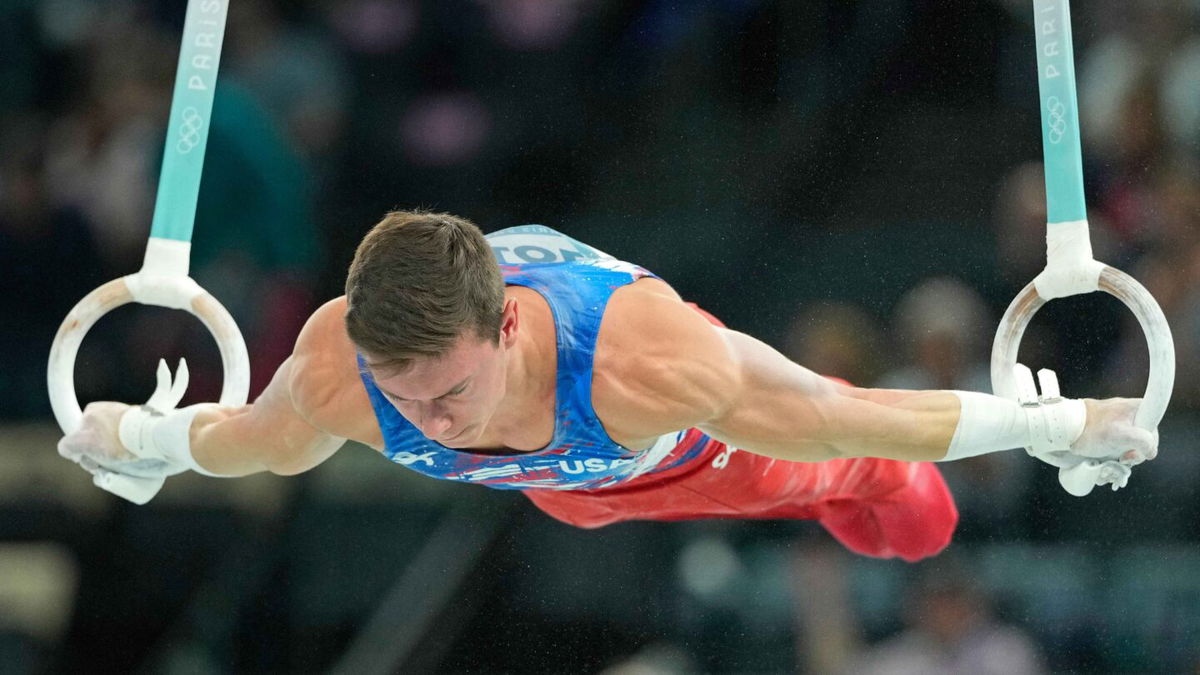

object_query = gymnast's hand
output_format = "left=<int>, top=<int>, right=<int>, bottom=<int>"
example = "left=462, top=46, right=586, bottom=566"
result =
left=57, top=360, right=197, bottom=481
left=1032, top=397, right=1157, bottom=469
left=1074, top=397, right=1158, bottom=465
left=1014, top=365, right=1157, bottom=495
left=58, top=401, right=130, bottom=466
left=58, top=401, right=186, bottom=479
left=1031, top=397, right=1157, bottom=497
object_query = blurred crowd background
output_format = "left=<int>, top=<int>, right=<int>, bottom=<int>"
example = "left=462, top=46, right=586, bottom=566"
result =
left=2, top=0, right=1200, bottom=672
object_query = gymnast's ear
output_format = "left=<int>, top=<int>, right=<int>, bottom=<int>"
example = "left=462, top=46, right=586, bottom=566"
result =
left=499, top=298, right=519, bottom=348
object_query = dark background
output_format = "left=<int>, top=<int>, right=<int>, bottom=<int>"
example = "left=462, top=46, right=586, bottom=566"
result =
left=3, top=0, right=1200, bottom=672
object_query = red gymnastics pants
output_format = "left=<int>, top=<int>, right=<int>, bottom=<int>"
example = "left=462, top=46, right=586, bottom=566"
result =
left=524, top=305, right=958, bottom=563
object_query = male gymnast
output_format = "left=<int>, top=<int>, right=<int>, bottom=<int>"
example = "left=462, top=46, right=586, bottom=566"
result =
left=58, top=212, right=1157, bottom=562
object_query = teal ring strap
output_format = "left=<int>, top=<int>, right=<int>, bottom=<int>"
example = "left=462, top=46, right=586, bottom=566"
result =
left=149, top=0, right=230, bottom=243
left=1034, top=0, right=1087, bottom=224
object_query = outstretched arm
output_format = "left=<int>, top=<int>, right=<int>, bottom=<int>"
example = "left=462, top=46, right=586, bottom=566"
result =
left=59, top=298, right=381, bottom=479
left=188, top=298, right=382, bottom=474
left=701, top=329, right=961, bottom=462
left=596, top=287, right=1155, bottom=468
left=184, top=357, right=346, bottom=476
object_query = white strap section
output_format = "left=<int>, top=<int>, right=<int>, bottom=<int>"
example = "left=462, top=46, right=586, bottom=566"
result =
left=124, top=239, right=203, bottom=309
left=1024, top=399, right=1087, bottom=455
left=151, top=403, right=227, bottom=476
left=1033, top=220, right=1105, bottom=299
left=114, top=358, right=231, bottom=477
left=140, top=237, right=192, bottom=276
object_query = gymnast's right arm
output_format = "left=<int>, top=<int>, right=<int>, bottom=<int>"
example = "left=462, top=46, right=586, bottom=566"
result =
left=58, top=298, right=382, bottom=478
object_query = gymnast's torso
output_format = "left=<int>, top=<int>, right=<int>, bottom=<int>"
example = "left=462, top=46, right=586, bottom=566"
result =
left=356, top=225, right=719, bottom=490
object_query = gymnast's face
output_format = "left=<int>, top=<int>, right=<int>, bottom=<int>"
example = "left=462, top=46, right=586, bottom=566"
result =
left=369, top=303, right=518, bottom=448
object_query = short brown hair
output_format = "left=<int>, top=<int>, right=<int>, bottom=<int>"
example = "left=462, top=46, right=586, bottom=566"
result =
left=344, top=210, right=504, bottom=372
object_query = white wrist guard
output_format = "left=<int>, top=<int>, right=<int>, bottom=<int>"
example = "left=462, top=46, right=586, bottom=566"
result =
left=119, top=402, right=225, bottom=476
left=941, top=391, right=1027, bottom=461
left=115, top=358, right=233, bottom=478
left=941, top=374, right=1085, bottom=462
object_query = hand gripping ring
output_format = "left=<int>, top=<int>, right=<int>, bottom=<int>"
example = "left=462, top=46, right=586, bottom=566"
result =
left=991, top=265, right=1175, bottom=433
left=47, top=274, right=249, bottom=504
left=47, top=274, right=250, bottom=435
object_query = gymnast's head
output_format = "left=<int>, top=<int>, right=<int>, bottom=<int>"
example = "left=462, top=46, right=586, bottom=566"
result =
left=345, top=210, right=513, bottom=446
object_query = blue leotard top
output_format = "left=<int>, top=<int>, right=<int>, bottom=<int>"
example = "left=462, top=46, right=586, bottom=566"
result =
left=357, top=225, right=713, bottom=490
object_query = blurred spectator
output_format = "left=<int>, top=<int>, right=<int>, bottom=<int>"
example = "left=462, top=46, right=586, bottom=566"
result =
left=782, top=301, right=886, bottom=386
left=1087, top=70, right=1171, bottom=246
left=1103, top=157, right=1200, bottom=407
left=1080, top=0, right=1200, bottom=155
left=993, top=162, right=1050, bottom=288
left=399, top=90, right=493, bottom=167
left=481, top=0, right=587, bottom=52
left=793, top=542, right=860, bottom=675
left=1078, top=2, right=1200, bottom=256
left=843, top=559, right=1046, bottom=675
left=226, top=0, right=351, bottom=160
left=326, top=0, right=420, bottom=55
left=1143, top=154, right=1200, bottom=255
left=42, top=20, right=175, bottom=274
left=599, top=641, right=697, bottom=675
left=0, top=117, right=107, bottom=419
left=877, top=277, right=991, bottom=393
left=0, top=543, right=78, bottom=673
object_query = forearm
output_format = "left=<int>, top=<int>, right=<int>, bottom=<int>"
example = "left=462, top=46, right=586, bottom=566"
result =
left=707, top=330, right=1076, bottom=463
left=831, top=387, right=962, bottom=461
left=704, top=386, right=962, bottom=463
left=841, top=387, right=1046, bottom=462
left=134, top=359, right=346, bottom=477
left=187, top=402, right=345, bottom=477
left=716, top=383, right=1085, bottom=464
left=187, top=405, right=276, bottom=476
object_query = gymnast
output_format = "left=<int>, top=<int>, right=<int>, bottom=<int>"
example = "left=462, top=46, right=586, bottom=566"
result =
left=55, top=212, right=1157, bottom=562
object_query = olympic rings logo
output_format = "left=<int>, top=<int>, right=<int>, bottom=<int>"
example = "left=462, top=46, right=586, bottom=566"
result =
left=177, top=107, right=205, bottom=154
left=1046, top=96, right=1067, bottom=145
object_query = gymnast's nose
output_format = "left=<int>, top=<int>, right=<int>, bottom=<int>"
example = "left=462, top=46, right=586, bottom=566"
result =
left=417, top=402, right=453, bottom=439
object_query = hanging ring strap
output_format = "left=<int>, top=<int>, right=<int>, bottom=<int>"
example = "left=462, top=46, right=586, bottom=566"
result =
left=47, top=0, right=247, bottom=503
left=991, top=0, right=1175, bottom=462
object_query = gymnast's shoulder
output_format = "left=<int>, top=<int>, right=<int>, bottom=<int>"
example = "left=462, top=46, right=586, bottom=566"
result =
left=286, top=296, right=383, bottom=449
left=592, top=278, right=740, bottom=443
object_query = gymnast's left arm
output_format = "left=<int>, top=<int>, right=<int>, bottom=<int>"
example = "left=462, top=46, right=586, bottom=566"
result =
left=601, top=294, right=1156, bottom=466
left=693, top=328, right=962, bottom=463
left=709, top=328, right=1155, bottom=465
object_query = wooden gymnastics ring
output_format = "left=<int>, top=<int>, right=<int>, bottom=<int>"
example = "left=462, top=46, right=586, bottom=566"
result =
left=47, top=258, right=249, bottom=504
